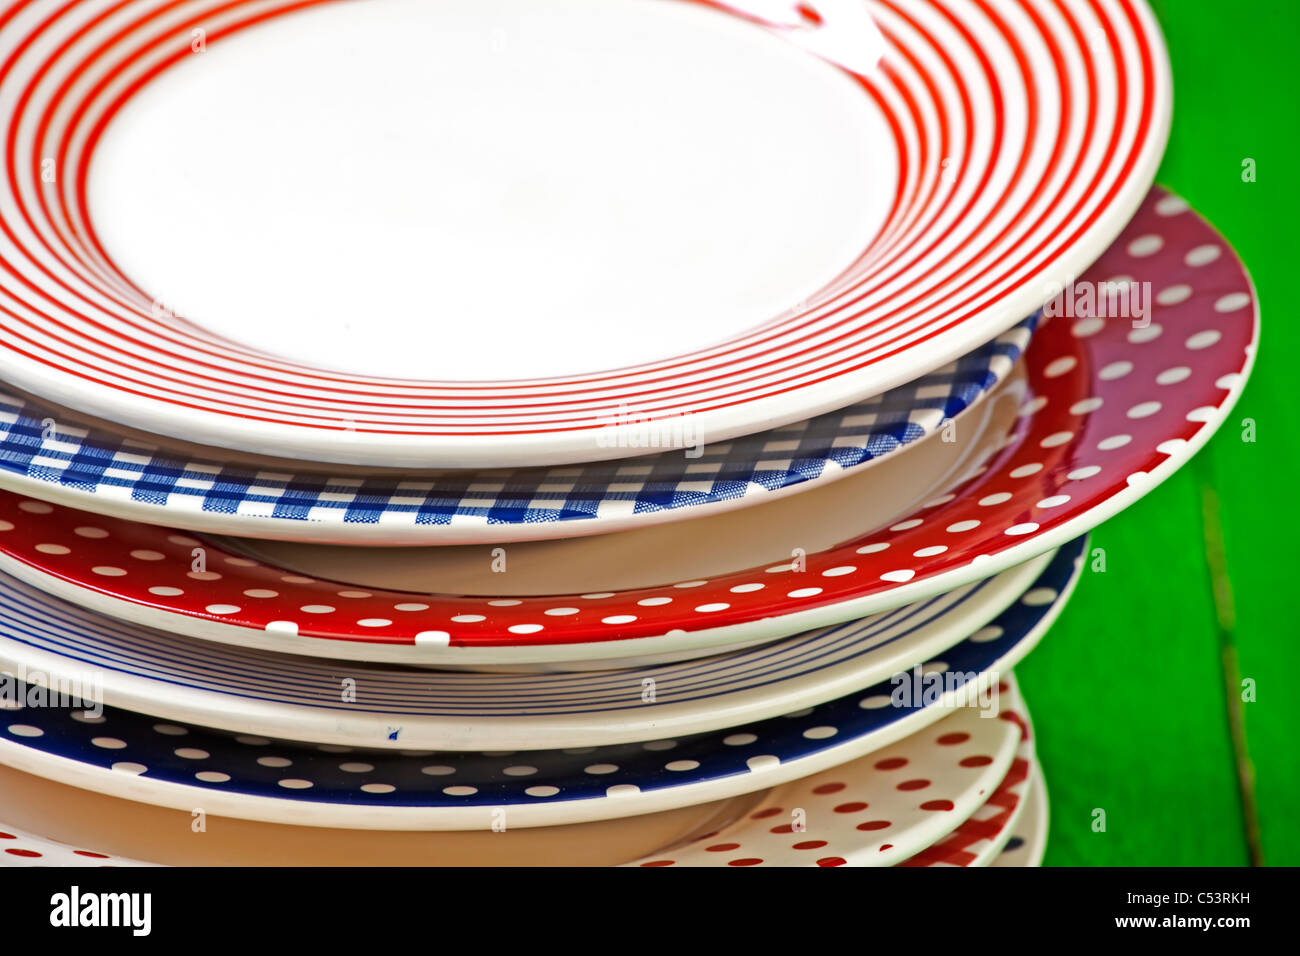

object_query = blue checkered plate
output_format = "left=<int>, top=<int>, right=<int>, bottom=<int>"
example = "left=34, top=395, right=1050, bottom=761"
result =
left=0, top=320, right=1032, bottom=546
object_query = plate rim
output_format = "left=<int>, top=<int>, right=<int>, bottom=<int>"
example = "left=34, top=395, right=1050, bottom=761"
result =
left=624, top=677, right=1029, bottom=867
left=0, top=550, right=1053, bottom=750
left=0, top=0, right=1173, bottom=468
left=0, top=187, right=1257, bottom=665
left=0, top=322, right=1033, bottom=546
left=0, top=549, right=1080, bottom=830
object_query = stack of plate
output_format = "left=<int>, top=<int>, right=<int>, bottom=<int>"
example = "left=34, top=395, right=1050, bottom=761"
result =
left=0, top=0, right=1256, bottom=867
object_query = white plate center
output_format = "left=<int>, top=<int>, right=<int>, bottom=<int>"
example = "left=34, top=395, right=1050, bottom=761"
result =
left=87, top=0, right=894, bottom=381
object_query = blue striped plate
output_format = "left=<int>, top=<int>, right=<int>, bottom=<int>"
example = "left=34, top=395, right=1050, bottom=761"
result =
left=0, top=547, right=1055, bottom=751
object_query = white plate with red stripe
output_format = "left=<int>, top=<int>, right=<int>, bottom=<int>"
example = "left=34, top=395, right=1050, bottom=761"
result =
left=0, top=189, right=1257, bottom=667
left=0, top=319, right=1033, bottom=547
left=0, top=0, right=1169, bottom=469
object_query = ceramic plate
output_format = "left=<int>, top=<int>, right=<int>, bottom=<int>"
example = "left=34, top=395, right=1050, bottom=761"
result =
left=0, top=819, right=150, bottom=867
left=0, top=546, right=1080, bottom=829
left=990, top=764, right=1048, bottom=866
left=899, top=687, right=1036, bottom=866
left=0, top=547, right=1057, bottom=750
left=0, top=684, right=1034, bottom=868
left=0, top=370, right=1032, bottom=667
left=627, top=675, right=1029, bottom=866
left=0, top=190, right=1255, bottom=667
left=0, top=755, right=1042, bottom=867
left=0, top=757, right=763, bottom=866
left=907, top=753, right=1034, bottom=867
left=0, top=322, right=1032, bottom=546
left=0, top=0, right=1168, bottom=468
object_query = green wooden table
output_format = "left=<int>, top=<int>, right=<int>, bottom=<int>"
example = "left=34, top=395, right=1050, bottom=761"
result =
left=1017, top=0, right=1298, bottom=866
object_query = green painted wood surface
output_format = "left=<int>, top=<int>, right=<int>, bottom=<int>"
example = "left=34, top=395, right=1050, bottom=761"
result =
left=1018, top=0, right=1298, bottom=866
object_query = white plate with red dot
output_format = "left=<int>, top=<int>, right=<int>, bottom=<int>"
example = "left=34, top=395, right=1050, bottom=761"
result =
left=0, top=673, right=1038, bottom=865
left=989, top=765, right=1049, bottom=867
left=627, top=674, right=1031, bottom=866
left=900, top=685, right=1039, bottom=867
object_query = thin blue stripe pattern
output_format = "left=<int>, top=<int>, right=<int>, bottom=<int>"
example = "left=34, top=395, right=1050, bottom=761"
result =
left=0, top=565, right=1000, bottom=716
left=0, top=319, right=1034, bottom=532
left=0, top=537, right=1083, bottom=810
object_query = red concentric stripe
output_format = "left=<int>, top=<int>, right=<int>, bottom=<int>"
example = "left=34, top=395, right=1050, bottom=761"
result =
left=0, top=0, right=1164, bottom=445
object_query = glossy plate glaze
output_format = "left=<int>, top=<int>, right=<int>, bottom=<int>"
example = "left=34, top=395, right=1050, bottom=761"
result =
left=0, top=547, right=1057, bottom=750
left=0, top=322, right=1033, bottom=545
left=899, top=682, right=1037, bottom=866
left=0, top=190, right=1256, bottom=667
left=0, top=685, right=1037, bottom=867
left=0, top=364, right=1030, bottom=667
left=0, top=0, right=1169, bottom=468
left=989, top=764, right=1048, bottom=866
left=0, top=547, right=1080, bottom=829
left=909, top=754, right=1034, bottom=867
left=0, top=761, right=1043, bottom=867
left=627, top=676, right=1029, bottom=866
left=0, top=819, right=150, bottom=867
left=0, top=759, right=757, bottom=866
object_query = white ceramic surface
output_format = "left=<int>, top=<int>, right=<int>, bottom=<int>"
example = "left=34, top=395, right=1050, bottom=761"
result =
left=0, top=549, right=1050, bottom=750
left=625, top=676, right=1028, bottom=866
left=989, top=766, right=1048, bottom=867
left=0, top=0, right=1170, bottom=467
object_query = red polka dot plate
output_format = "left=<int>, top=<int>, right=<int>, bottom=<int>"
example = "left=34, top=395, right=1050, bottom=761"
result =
left=0, top=754, right=1040, bottom=869
left=0, top=0, right=1168, bottom=469
left=901, top=753, right=1037, bottom=867
left=0, top=189, right=1258, bottom=666
left=0, top=753, right=1042, bottom=868
left=0, top=547, right=1053, bottom=750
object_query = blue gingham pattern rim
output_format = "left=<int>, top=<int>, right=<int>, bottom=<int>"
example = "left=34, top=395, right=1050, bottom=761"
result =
left=0, top=318, right=1034, bottom=538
